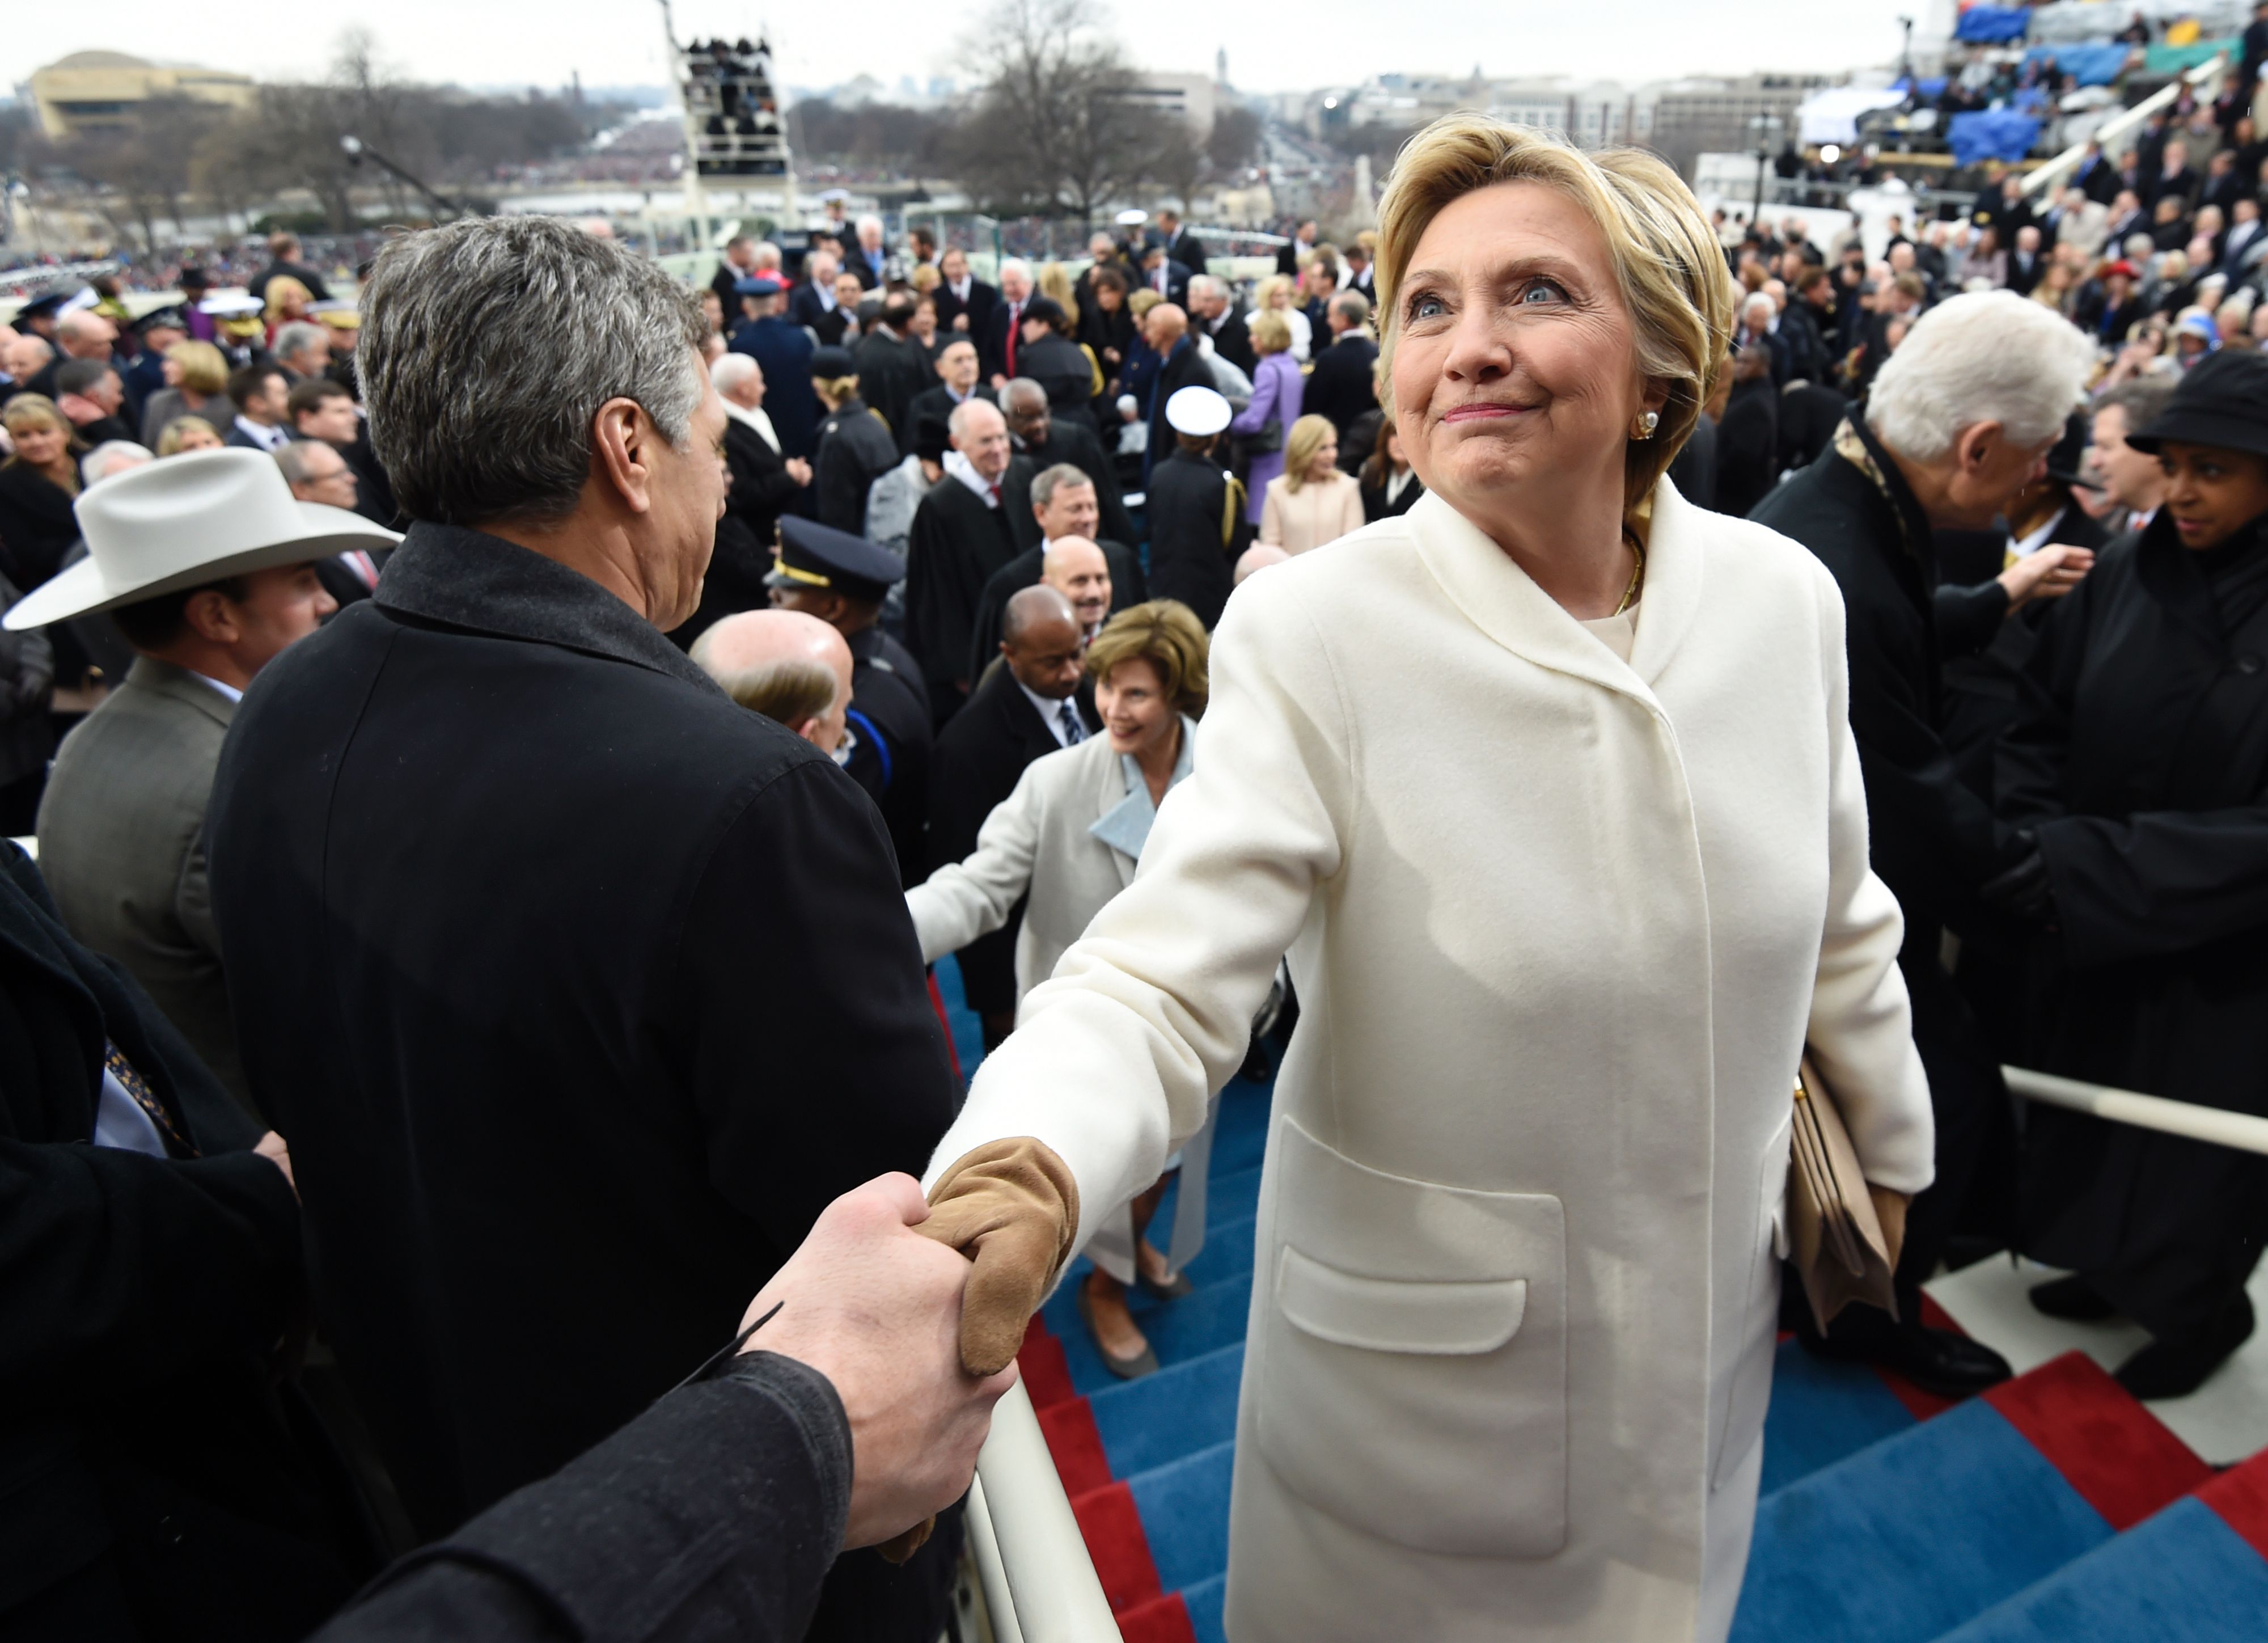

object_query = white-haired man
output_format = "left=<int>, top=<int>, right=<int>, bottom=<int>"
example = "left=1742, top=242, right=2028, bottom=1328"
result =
left=1751, top=290, right=2097, bottom=1397
left=850, top=214, right=889, bottom=289
left=905, top=398, right=1026, bottom=723
left=983, top=258, right=1034, bottom=386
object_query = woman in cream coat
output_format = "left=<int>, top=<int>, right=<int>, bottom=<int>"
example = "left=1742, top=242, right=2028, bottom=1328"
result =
left=923, top=116, right=1932, bottom=1642
left=912, top=600, right=1215, bottom=1374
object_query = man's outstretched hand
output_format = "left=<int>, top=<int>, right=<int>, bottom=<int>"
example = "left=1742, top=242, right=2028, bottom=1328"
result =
left=741, top=1175, right=1017, bottom=1554
left=918, top=1138, right=1081, bottom=1376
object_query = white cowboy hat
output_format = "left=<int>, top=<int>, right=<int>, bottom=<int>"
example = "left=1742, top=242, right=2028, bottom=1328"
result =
left=4, top=447, right=401, bottom=631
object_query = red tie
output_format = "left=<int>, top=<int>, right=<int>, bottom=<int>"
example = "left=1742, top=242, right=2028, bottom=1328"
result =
left=1006, top=305, right=1020, bottom=375
left=988, top=482, right=1001, bottom=507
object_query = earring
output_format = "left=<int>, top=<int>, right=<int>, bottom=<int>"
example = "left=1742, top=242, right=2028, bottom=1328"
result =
left=1632, top=411, right=1660, bottom=440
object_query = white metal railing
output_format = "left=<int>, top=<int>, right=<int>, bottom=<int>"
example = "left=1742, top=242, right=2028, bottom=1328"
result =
left=2003, top=1065, right=2268, bottom=1156
left=2017, top=53, right=2232, bottom=198
left=967, top=1376, right=1123, bottom=1641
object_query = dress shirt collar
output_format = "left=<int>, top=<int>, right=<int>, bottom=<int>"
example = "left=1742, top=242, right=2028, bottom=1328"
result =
left=1019, top=678, right=1082, bottom=746
left=943, top=449, right=1001, bottom=506
left=233, top=415, right=289, bottom=452
left=374, top=521, right=722, bottom=694
left=189, top=670, right=244, bottom=704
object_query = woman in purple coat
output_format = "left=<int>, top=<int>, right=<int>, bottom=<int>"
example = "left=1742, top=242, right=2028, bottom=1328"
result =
left=1229, top=310, right=1303, bottom=522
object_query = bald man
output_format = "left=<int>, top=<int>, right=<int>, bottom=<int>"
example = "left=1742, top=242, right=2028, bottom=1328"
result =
left=1142, top=301, right=1210, bottom=484
left=689, top=610, right=856, bottom=756
left=1040, top=537, right=1111, bottom=641
left=927, top=584, right=1095, bottom=1048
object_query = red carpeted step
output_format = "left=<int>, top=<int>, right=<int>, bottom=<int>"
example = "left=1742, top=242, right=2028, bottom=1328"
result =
left=1037, top=1394, right=1115, bottom=1498
left=2198, top=1446, right=2268, bottom=1558
left=1983, top=1351, right=2214, bottom=1530
left=1067, top=1479, right=1164, bottom=1612
left=1017, top=1313, right=1078, bottom=1412
left=1115, top=1589, right=1201, bottom=1643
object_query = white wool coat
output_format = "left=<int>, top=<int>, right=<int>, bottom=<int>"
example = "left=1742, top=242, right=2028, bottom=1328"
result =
left=928, top=479, right=1933, bottom=1641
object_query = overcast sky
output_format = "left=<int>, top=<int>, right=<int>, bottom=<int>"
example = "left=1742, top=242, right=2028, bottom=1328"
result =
left=6, top=2, right=1944, bottom=103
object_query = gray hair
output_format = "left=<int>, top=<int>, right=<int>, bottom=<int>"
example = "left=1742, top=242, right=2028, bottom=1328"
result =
left=272, top=437, right=340, bottom=487
left=751, top=240, right=783, bottom=270
left=1868, top=293, right=2093, bottom=463
left=1328, top=290, right=1370, bottom=327
left=80, top=441, right=151, bottom=487
left=2093, top=374, right=2176, bottom=430
left=1030, top=461, right=1093, bottom=512
left=273, top=321, right=329, bottom=365
left=1001, top=376, right=1047, bottom=412
left=709, top=352, right=759, bottom=395
left=1187, top=274, right=1224, bottom=303
left=948, top=397, right=1004, bottom=440
left=359, top=214, right=708, bottom=526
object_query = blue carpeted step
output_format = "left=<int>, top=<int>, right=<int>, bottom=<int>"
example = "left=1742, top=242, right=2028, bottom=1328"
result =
left=1089, top=1343, right=1245, bottom=1479
left=1932, top=1493, right=2268, bottom=1643
left=1125, top=1439, right=1237, bottom=1596
left=1730, top=1396, right=2118, bottom=1643
left=1758, top=1336, right=1922, bottom=1495
left=1179, top=1571, right=1228, bottom=1643
left=1043, top=1270, right=1256, bottom=1397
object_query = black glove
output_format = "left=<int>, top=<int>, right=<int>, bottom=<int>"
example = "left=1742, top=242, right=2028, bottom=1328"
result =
left=1981, top=830, right=2057, bottom=926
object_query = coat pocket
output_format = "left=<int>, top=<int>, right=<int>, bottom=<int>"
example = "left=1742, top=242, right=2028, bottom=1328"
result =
left=1253, top=1116, right=1567, bottom=1558
left=1709, top=1112, right=1793, bottom=1493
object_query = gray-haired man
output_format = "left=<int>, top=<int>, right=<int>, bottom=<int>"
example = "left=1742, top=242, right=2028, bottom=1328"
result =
left=206, top=216, right=964, bottom=1639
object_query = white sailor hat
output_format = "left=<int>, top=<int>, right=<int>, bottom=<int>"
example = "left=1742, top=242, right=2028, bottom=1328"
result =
left=1165, top=385, right=1232, bottom=438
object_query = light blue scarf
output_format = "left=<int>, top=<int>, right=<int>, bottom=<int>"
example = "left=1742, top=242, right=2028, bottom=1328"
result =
left=1086, top=716, right=1196, bottom=862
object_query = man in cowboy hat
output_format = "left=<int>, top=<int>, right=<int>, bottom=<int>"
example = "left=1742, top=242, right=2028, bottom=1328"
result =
left=12, top=448, right=398, bottom=1112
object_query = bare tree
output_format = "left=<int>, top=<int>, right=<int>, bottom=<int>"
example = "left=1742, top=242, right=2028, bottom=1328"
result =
left=64, top=98, right=220, bottom=252
left=951, top=0, right=1176, bottom=218
left=1205, top=105, right=1263, bottom=179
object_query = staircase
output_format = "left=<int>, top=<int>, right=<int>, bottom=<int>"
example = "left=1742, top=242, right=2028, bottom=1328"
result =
left=935, top=961, right=2268, bottom=1641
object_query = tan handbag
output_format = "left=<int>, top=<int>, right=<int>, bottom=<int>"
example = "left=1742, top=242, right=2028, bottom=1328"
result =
left=1785, top=1054, right=1899, bottom=1331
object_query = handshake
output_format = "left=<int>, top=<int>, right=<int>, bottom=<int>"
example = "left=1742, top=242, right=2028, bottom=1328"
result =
left=750, top=1137, right=1080, bottom=1553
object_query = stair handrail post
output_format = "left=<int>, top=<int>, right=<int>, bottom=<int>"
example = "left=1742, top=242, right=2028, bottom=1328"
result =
left=971, top=1374, right=1123, bottom=1641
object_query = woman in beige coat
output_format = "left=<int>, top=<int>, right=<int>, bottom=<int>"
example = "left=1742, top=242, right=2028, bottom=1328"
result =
left=1258, top=413, right=1366, bottom=554
left=921, top=116, right=1933, bottom=1642
left=909, top=601, right=1215, bottom=1378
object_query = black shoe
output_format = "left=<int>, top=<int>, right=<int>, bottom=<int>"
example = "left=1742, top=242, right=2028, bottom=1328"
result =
left=1802, top=1312, right=2015, bottom=1399
left=2030, top=1274, right=2118, bottom=1323
left=2115, top=1294, right=2255, bottom=1401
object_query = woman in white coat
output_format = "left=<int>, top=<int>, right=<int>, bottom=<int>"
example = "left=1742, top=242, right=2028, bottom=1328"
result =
left=920, top=116, right=1933, bottom=1642
left=909, top=600, right=1213, bottom=1378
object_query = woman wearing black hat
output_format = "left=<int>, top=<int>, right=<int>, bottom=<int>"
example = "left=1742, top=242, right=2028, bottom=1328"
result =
left=809, top=344, right=898, bottom=537
left=1995, top=345, right=2268, bottom=1397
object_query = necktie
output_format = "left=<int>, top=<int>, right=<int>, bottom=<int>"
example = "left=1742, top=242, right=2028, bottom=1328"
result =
left=1059, top=702, right=1086, bottom=745
left=346, top=551, right=379, bottom=589
left=988, top=482, right=1001, bottom=507
left=105, top=1039, right=194, bottom=1156
left=1006, top=305, right=1020, bottom=375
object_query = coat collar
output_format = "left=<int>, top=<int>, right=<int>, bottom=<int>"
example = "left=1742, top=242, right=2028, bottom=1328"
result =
left=1088, top=716, right=1197, bottom=881
left=125, top=655, right=237, bottom=728
left=1403, top=476, right=1706, bottom=707
left=374, top=522, right=723, bottom=694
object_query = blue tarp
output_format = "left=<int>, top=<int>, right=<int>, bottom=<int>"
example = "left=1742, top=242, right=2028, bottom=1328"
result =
left=1956, top=5, right=2032, bottom=42
left=1948, top=108, right=2045, bottom=164
left=2024, top=42, right=2132, bottom=85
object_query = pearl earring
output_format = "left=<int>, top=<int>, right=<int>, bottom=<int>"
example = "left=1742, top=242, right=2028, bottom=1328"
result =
left=1632, top=411, right=1660, bottom=440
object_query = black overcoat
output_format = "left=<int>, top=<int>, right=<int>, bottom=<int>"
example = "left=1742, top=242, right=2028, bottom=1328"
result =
left=205, top=525, right=958, bottom=1567
left=0, top=844, right=356, bottom=1640
left=812, top=398, right=899, bottom=537
left=904, top=466, right=1026, bottom=712
left=1145, top=446, right=1244, bottom=631
left=1998, top=513, right=2268, bottom=1334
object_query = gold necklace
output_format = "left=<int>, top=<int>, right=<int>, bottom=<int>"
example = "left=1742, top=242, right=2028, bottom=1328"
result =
left=1613, top=530, right=1647, bottom=616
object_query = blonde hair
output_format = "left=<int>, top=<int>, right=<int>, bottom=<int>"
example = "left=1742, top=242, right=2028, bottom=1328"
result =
left=1037, top=262, right=1076, bottom=311
left=911, top=262, right=942, bottom=294
left=1255, top=273, right=1296, bottom=311
left=167, top=339, right=231, bottom=395
left=1283, top=413, right=1337, bottom=492
left=1, top=394, right=78, bottom=482
left=1084, top=598, right=1209, bottom=715
left=1128, top=288, right=1163, bottom=319
left=813, top=374, right=862, bottom=409
left=157, top=416, right=224, bottom=455
left=1250, top=310, right=1293, bottom=356
left=265, top=274, right=312, bottom=325
left=1375, top=114, right=1736, bottom=517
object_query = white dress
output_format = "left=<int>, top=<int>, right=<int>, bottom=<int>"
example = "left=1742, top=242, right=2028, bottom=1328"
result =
left=926, top=480, right=1931, bottom=1640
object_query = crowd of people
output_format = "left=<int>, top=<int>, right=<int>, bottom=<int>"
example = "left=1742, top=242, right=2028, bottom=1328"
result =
left=0, top=85, right=2261, bottom=1643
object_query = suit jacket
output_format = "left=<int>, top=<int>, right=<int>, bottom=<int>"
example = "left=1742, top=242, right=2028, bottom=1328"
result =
left=905, top=467, right=1027, bottom=708
left=854, top=329, right=931, bottom=448
left=730, top=317, right=821, bottom=461
left=0, top=840, right=354, bottom=1641
left=905, top=382, right=995, bottom=451
left=1203, top=309, right=1256, bottom=376
left=933, top=277, right=1000, bottom=350
left=1166, top=230, right=1208, bottom=277
left=1143, top=338, right=1213, bottom=482
left=980, top=298, right=1029, bottom=383
left=924, top=662, right=1096, bottom=1013
left=36, top=657, right=250, bottom=1110
left=1304, top=333, right=1380, bottom=436
left=1140, top=259, right=1193, bottom=306
left=206, top=525, right=958, bottom=1561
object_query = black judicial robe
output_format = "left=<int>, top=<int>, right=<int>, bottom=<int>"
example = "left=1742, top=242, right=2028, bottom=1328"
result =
left=904, top=463, right=1027, bottom=716
left=1999, top=512, right=2268, bottom=1335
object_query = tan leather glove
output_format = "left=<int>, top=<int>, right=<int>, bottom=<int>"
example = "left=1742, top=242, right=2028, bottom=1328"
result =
left=918, top=1137, right=1082, bottom=1376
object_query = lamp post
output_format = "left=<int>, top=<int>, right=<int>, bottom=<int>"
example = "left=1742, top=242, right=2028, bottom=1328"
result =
left=338, top=135, right=469, bottom=223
